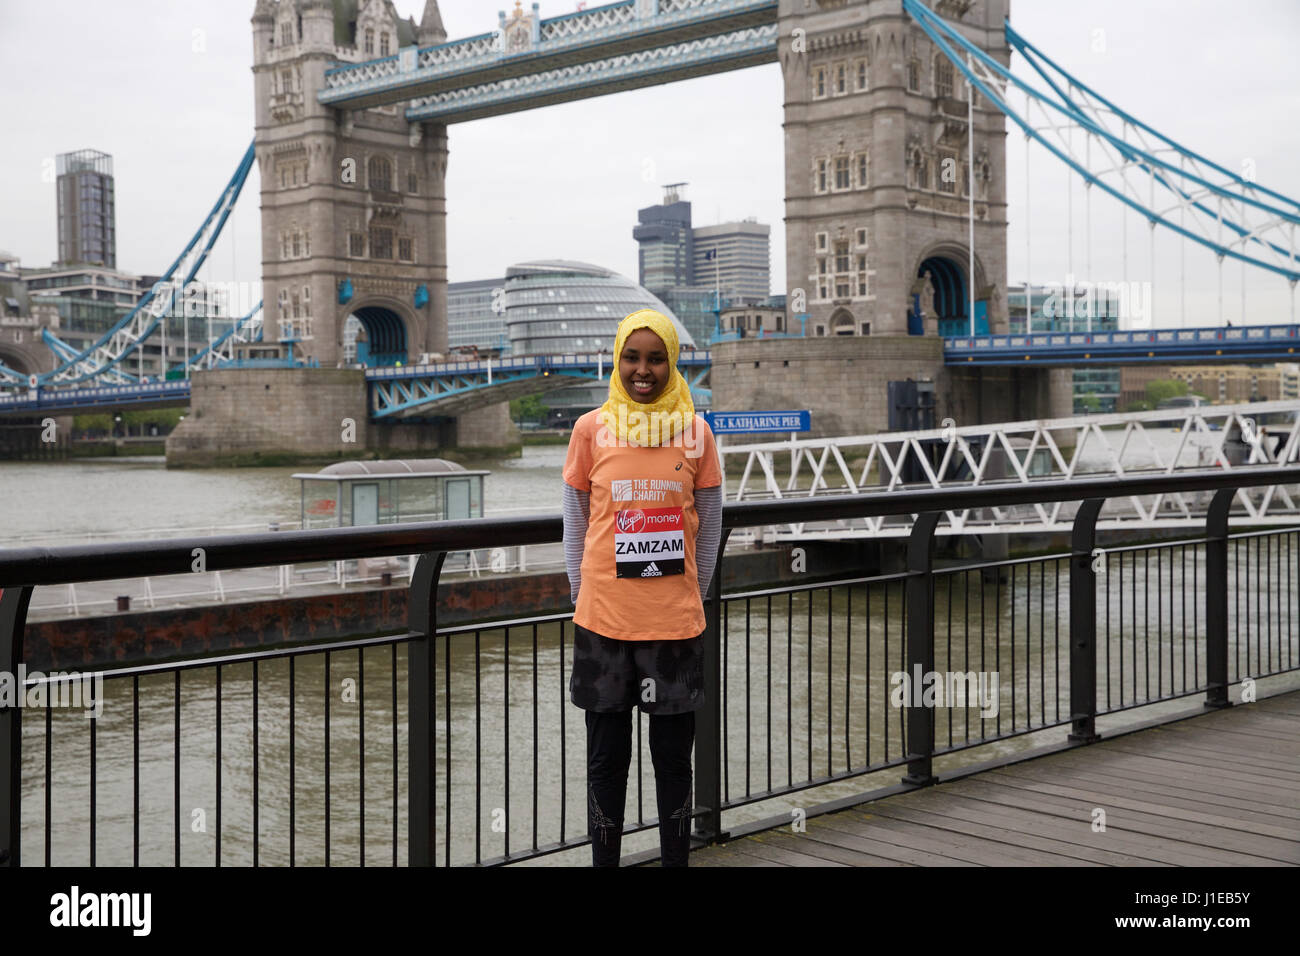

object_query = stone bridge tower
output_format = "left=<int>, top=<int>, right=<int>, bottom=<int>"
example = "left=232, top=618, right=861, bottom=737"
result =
left=779, top=0, right=1010, bottom=340
left=251, top=0, right=450, bottom=368
left=713, top=0, right=1071, bottom=437
left=168, top=0, right=516, bottom=465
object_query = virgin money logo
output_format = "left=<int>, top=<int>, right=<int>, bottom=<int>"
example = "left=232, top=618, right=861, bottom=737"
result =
left=616, top=509, right=646, bottom=533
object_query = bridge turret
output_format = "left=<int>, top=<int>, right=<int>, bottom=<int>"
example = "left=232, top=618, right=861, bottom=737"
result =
left=298, top=0, right=337, bottom=56
left=418, top=0, right=446, bottom=47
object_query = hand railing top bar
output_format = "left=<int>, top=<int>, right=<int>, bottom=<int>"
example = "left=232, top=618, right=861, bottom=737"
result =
left=0, top=466, right=1296, bottom=588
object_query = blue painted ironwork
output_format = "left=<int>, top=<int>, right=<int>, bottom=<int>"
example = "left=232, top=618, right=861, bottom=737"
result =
left=903, top=0, right=1300, bottom=283
left=32, top=142, right=258, bottom=387
left=0, top=380, right=192, bottom=416
left=40, top=332, right=137, bottom=386
left=405, top=23, right=778, bottom=123
left=368, top=350, right=712, bottom=418
left=171, top=301, right=264, bottom=375
left=320, top=0, right=779, bottom=120
left=943, top=323, right=1300, bottom=366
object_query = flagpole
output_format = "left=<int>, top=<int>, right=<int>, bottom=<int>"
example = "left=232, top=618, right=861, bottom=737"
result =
left=967, top=52, right=976, bottom=338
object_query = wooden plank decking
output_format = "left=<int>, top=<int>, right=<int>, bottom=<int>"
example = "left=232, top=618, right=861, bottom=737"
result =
left=688, top=691, right=1300, bottom=867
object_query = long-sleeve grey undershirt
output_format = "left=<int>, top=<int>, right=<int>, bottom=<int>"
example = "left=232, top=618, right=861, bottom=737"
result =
left=563, top=482, right=723, bottom=606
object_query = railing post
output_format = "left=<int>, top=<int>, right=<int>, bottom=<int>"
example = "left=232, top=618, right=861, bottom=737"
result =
left=1068, top=499, right=1104, bottom=743
left=902, top=513, right=940, bottom=788
left=694, top=527, right=731, bottom=846
left=407, top=551, right=446, bottom=867
left=1204, top=489, right=1233, bottom=710
left=0, top=586, right=34, bottom=867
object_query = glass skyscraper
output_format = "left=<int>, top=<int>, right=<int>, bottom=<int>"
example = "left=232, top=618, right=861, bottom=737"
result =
left=447, top=277, right=506, bottom=354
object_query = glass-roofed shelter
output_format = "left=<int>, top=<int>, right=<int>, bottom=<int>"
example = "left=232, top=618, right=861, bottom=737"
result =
left=295, top=459, right=488, bottom=530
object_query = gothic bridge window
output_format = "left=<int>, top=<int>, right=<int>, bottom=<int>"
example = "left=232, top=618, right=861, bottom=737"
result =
left=933, top=55, right=955, bottom=99
left=368, top=156, right=393, bottom=192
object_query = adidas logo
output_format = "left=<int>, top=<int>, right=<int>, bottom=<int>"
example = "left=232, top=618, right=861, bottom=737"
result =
left=641, top=562, right=663, bottom=577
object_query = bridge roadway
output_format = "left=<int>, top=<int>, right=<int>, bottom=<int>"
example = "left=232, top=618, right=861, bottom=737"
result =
left=945, top=322, right=1300, bottom=366
left=6, top=323, right=1300, bottom=418
left=319, top=0, right=781, bottom=120
left=673, top=689, right=1300, bottom=866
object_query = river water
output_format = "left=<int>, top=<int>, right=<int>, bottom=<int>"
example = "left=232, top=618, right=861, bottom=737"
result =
left=5, top=435, right=1299, bottom=865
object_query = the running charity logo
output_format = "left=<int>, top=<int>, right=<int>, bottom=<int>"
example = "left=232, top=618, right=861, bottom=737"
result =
left=50, top=886, right=151, bottom=936
left=0, top=666, right=104, bottom=719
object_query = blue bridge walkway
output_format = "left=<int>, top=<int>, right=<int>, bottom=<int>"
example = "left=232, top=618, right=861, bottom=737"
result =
left=8, top=326, right=1300, bottom=418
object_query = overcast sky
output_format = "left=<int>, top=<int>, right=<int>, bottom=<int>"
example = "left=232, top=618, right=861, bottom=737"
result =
left=1, top=0, right=1297, bottom=327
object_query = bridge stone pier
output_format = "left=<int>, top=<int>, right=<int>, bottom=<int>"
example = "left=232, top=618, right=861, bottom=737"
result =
left=165, top=367, right=517, bottom=467
left=713, top=336, right=1072, bottom=438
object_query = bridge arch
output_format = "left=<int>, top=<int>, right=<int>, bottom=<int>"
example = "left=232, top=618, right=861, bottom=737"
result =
left=342, top=296, right=415, bottom=367
left=0, top=341, right=44, bottom=379
left=829, top=308, right=857, bottom=335
left=912, top=243, right=990, bottom=336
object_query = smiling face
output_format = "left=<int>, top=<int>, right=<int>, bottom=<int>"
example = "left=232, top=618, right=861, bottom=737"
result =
left=619, top=327, right=670, bottom=404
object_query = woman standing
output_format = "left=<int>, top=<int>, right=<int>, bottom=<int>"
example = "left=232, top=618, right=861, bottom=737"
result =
left=562, top=309, right=722, bottom=867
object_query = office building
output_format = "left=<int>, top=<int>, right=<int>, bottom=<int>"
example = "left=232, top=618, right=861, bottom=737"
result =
left=21, top=264, right=232, bottom=378
left=56, top=149, right=117, bottom=269
left=634, top=185, right=773, bottom=346
left=1169, top=365, right=1285, bottom=404
left=692, top=219, right=771, bottom=301
left=634, top=183, right=694, bottom=292
left=447, top=277, right=506, bottom=355
left=502, top=259, right=695, bottom=424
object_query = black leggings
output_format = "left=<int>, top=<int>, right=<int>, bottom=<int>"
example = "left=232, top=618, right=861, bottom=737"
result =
left=586, top=708, right=695, bottom=867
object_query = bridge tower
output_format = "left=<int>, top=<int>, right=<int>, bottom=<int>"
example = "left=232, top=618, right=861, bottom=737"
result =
left=780, top=0, right=1009, bottom=339
left=251, top=0, right=449, bottom=368
left=167, top=1, right=518, bottom=464
left=715, top=0, right=1070, bottom=436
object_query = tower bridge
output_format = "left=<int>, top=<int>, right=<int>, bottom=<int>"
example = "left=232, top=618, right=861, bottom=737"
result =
left=1, top=0, right=1297, bottom=463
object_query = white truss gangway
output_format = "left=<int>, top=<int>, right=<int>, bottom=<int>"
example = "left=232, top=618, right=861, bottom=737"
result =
left=718, top=400, right=1300, bottom=542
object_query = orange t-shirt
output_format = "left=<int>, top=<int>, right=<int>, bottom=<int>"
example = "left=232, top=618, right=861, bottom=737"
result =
left=562, top=409, right=722, bottom=641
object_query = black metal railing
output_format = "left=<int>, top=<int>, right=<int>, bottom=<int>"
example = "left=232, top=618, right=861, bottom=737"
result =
left=2, top=466, right=1298, bottom=866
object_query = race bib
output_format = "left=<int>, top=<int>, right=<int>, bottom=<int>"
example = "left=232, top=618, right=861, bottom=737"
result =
left=614, top=507, right=685, bottom=578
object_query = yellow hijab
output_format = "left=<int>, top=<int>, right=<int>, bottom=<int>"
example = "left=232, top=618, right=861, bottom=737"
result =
left=599, top=309, right=695, bottom=446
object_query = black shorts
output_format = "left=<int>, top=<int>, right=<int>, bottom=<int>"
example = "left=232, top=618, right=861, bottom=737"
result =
left=569, top=623, right=706, bottom=715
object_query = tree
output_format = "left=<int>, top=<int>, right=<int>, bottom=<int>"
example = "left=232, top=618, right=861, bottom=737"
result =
left=509, top=393, right=548, bottom=425
left=1145, top=378, right=1189, bottom=406
left=122, top=408, right=184, bottom=430
left=73, top=413, right=113, bottom=437
left=1077, top=394, right=1102, bottom=414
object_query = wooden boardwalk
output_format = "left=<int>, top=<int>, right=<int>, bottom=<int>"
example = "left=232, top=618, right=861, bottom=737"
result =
left=689, top=691, right=1300, bottom=867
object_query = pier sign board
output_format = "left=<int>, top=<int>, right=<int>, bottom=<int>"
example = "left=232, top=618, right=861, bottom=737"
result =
left=704, top=410, right=811, bottom=434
